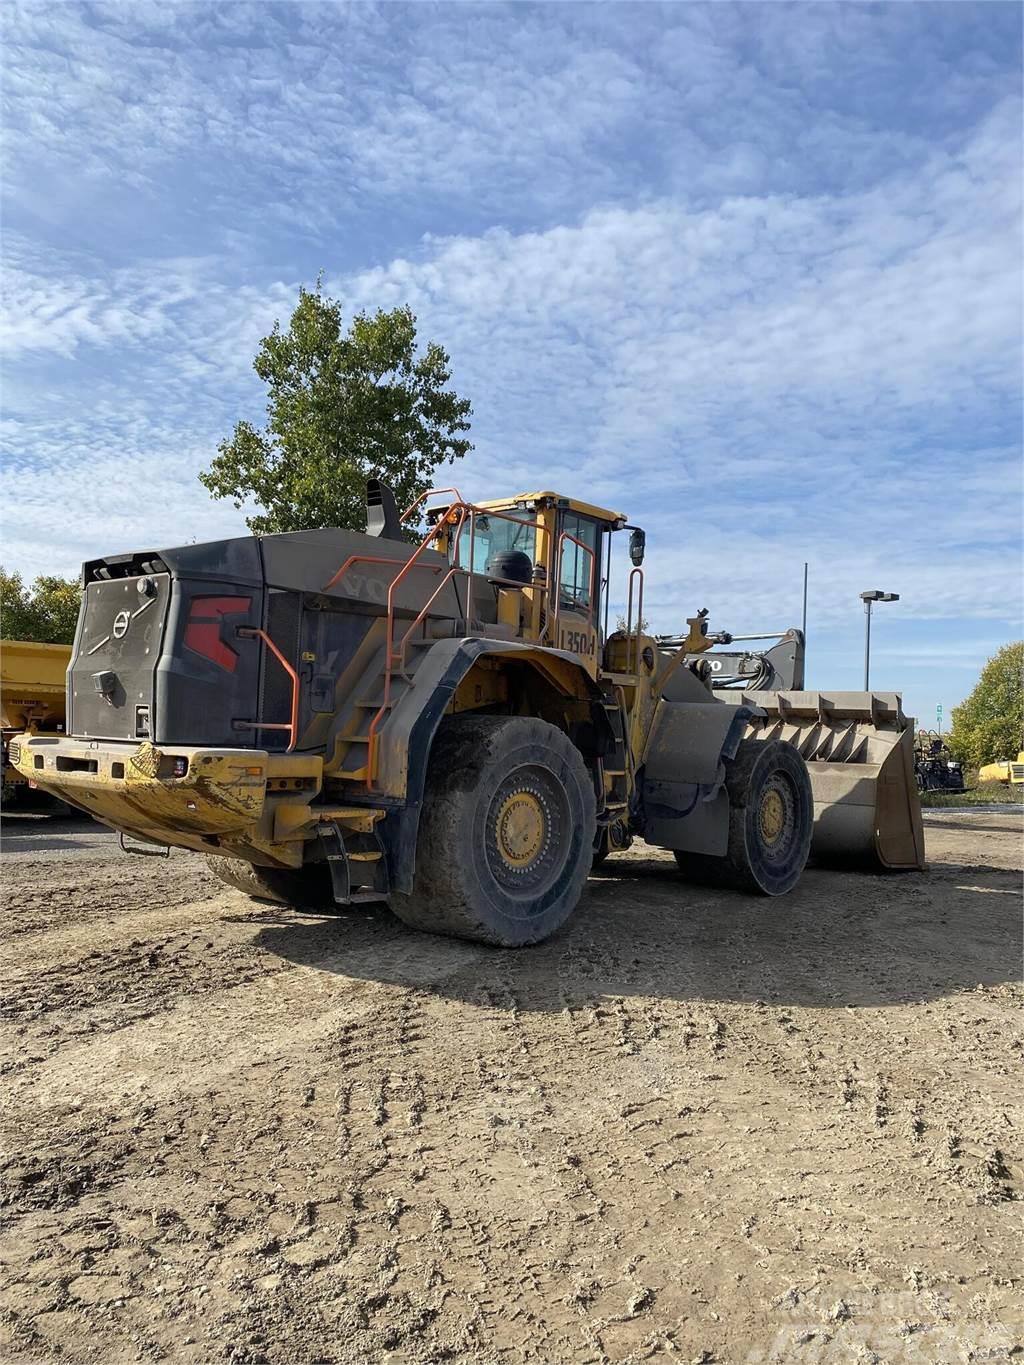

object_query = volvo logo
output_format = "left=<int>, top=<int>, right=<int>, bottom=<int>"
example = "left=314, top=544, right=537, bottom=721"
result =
left=112, top=609, right=131, bottom=639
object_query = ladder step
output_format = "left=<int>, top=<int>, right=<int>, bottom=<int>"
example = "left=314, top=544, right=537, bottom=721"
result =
left=349, top=851, right=382, bottom=862
left=354, top=682, right=410, bottom=708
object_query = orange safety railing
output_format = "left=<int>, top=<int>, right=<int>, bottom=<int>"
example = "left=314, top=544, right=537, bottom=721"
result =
left=321, top=550, right=443, bottom=597
left=401, top=486, right=465, bottom=523
left=235, top=627, right=301, bottom=753
left=317, top=489, right=573, bottom=790
left=366, top=501, right=550, bottom=789
left=363, top=503, right=474, bottom=785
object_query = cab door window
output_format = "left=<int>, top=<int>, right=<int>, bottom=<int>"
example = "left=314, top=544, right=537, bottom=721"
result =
left=558, top=513, right=600, bottom=618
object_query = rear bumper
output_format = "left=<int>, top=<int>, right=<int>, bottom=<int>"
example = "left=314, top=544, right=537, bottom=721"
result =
left=8, top=734, right=270, bottom=837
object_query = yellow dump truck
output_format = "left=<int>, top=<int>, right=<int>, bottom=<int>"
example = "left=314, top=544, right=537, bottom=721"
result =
left=2, top=639, right=71, bottom=800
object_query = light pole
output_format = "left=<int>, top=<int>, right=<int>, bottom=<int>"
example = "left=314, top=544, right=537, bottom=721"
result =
left=860, top=590, right=900, bottom=690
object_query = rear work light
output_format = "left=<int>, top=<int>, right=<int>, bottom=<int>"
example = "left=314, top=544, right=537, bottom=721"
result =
left=172, top=757, right=189, bottom=778
left=183, top=596, right=251, bottom=672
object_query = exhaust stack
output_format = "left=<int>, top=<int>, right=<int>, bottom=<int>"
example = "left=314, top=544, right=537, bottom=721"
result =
left=366, top=479, right=404, bottom=542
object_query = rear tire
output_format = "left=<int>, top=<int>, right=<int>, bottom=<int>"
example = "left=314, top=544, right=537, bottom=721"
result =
left=206, top=856, right=334, bottom=908
left=674, top=739, right=812, bottom=895
left=391, top=714, right=596, bottom=946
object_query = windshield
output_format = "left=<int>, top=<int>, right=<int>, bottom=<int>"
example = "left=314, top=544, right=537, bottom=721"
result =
left=454, top=511, right=537, bottom=573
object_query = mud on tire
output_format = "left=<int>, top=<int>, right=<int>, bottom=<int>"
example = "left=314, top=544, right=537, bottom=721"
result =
left=674, top=738, right=813, bottom=895
left=391, top=714, right=596, bottom=947
left=206, top=856, right=334, bottom=908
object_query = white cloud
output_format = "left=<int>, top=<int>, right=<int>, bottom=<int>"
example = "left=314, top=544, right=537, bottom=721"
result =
left=0, top=1, right=1020, bottom=720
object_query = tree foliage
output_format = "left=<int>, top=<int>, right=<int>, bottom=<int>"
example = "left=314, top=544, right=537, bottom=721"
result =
left=948, top=642, right=1024, bottom=769
left=200, top=284, right=473, bottom=535
left=0, top=567, right=81, bottom=644
left=614, top=614, right=650, bottom=633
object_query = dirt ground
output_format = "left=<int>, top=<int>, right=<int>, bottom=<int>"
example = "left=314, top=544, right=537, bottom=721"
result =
left=1, top=810, right=1021, bottom=1365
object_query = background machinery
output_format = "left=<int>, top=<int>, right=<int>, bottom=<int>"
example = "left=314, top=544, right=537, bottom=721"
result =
left=978, top=750, right=1024, bottom=786
left=913, top=732, right=966, bottom=794
left=12, top=483, right=925, bottom=945
left=2, top=639, right=71, bottom=804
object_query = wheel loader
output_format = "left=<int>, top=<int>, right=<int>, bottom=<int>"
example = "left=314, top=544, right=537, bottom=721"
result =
left=10, top=483, right=924, bottom=946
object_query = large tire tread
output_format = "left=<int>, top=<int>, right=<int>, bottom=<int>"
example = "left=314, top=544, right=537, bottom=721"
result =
left=391, top=714, right=595, bottom=947
left=206, top=856, right=334, bottom=907
left=674, top=739, right=812, bottom=896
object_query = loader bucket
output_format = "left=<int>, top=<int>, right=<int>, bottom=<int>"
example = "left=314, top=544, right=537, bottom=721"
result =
left=719, top=691, right=926, bottom=871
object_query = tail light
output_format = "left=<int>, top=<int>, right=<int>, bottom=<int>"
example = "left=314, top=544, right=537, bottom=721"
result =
left=183, top=596, right=251, bottom=672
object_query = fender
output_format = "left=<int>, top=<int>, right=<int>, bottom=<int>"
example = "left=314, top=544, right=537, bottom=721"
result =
left=639, top=699, right=759, bottom=856
left=376, top=638, right=613, bottom=894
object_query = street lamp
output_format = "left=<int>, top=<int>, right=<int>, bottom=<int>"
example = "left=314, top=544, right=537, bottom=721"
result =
left=860, top=590, right=900, bottom=690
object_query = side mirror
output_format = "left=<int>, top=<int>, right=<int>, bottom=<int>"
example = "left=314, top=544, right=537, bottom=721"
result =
left=629, top=528, right=646, bottom=567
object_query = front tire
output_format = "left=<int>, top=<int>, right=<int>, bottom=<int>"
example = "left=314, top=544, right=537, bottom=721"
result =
left=674, top=739, right=812, bottom=895
left=391, top=715, right=596, bottom=946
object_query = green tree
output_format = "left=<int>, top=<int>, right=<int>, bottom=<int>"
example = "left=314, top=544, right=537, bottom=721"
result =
left=200, top=284, right=473, bottom=535
left=0, top=567, right=81, bottom=643
left=948, top=642, right=1024, bottom=769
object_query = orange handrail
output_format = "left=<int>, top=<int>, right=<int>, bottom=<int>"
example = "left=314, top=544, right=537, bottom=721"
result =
left=236, top=627, right=301, bottom=753
left=319, top=494, right=552, bottom=791
left=401, top=485, right=465, bottom=523
left=367, top=501, right=549, bottom=790
left=321, top=551, right=442, bottom=597
left=393, top=509, right=472, bottom=671
left=364, top=504, right=471, bottom=788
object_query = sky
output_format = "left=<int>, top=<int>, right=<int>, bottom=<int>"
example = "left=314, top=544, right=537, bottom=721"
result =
left=1, top=0, right=1021, bottom=725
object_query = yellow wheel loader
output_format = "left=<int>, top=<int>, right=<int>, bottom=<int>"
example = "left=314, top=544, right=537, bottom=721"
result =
left=11, top=483, right=924, bottom=945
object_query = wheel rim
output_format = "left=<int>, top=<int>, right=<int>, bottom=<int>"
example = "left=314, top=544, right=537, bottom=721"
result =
left=485, top=764, right=571, bottom=897
left=757, top=772, right=797, bottom=861
left=495, top=789, right=546, bottom=867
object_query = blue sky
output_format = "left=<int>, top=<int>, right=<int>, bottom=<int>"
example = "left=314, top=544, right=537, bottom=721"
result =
left=2, top=1, right=1021, bottom=725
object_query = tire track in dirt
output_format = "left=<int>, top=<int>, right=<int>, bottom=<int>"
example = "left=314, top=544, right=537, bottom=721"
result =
left=1, top=851, right=219, bottom=939
left=1, top=816, right=1021, bottom=1365
left=460, top=924, right=729, bottom=1359
left=1, top=921, right=294, bottom=1076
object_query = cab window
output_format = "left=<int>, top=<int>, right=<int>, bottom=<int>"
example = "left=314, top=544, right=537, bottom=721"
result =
left=558, top=513, right=600, bottom=615
left=452, top=512, right=536, bottom=573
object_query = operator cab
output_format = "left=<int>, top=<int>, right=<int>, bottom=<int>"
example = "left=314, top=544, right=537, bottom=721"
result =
left=429, top=491, right=632, bottom=672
